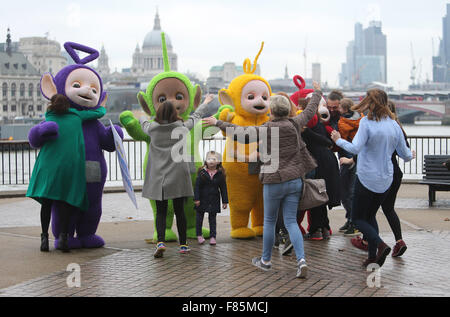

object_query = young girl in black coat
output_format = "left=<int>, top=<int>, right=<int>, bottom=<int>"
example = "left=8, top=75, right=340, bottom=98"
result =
left=194, top=151, right=228, bottom=245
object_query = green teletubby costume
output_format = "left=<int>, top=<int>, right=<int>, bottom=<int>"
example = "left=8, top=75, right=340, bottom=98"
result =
left=119, top=33, right=211, bottom=242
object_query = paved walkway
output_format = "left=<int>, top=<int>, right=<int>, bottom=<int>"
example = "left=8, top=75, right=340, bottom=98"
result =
left=0, top=184, right=449, bottom=297
left=1, top=230, right=450, bottom=297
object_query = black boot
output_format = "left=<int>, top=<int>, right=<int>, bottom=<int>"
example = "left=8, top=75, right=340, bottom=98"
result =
left=40, top=233, right=49, bottom=252
left=58, top=233, right=70, bottom=253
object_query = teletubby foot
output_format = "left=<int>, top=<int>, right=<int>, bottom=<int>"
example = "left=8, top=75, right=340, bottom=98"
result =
left=150, top=228, right=178, bottom=243
left=252, top=226, right=264, bottom=236
left=231, top=227, right=256, bottom=239
left=79, top=234, right=105, bottom=248
left=54, top=236, right=82, bottom=250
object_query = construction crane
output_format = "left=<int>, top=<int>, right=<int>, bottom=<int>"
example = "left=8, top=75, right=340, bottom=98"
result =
left=410, top=42, right=417, bottom=86
left=416, top=58, right=423, bottom=85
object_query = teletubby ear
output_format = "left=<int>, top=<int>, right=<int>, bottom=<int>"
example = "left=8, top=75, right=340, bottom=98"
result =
left=40, top=73, right=57, bottom=100
left=138, top=92, right=152, bottom=116
left=218, top=89, right=234, bottom=107
left=193, top=85, right=202, bottom=109
left=100, top=94, right=108, bottom=108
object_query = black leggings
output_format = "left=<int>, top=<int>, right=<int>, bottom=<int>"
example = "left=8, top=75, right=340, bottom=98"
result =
left=196, top=212, right=217, bottom=238
left=155, top=197, right=187, bottom=245
left=309, top=204, right=330, bottom=233
left=381, top=171, right=403, bottom=241
left=40, top=199, right=74, bottom=235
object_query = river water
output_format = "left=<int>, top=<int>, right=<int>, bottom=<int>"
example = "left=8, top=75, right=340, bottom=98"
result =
left=403, top=124, right=450, bottom=137
left=1, top=124, right=449, bottom=187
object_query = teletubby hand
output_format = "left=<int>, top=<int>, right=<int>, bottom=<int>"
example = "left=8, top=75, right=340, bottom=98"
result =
left=39, top=121, right=59, bottom=139
left=119, top=111, right=137, bottom=127
left=28, top=121, right=59, bottom=149
left=217, top=106, right=235, bottom=122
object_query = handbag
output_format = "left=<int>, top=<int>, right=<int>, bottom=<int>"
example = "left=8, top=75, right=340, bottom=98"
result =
left=298, top=178, right=329, bottom=210
left=286, top=119, right=329, bottom=210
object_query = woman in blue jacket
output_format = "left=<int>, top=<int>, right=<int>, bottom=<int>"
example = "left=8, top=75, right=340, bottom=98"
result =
left=331, top=89, right=414, bottom=268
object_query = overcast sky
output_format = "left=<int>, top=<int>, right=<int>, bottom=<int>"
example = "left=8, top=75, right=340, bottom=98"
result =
left=0, top=0, right=447, bottom=90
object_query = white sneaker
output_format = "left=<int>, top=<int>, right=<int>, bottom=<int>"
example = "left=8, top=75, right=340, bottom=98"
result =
left=297, top=259, right=308, bottom=278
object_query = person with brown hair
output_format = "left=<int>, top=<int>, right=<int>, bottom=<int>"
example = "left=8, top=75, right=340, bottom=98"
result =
left=204, top=82, right=323, bottom=279
left=27, top=94, right=106, bottom=252
left=326, top=90, right=344, bottom=131
left=331, top=89, right=414, bottom=268
left=351, top=100, right=410, bottom=257
left=140, top=100, right=211, bottom=257
left=194, top=151, right=228, bottom=245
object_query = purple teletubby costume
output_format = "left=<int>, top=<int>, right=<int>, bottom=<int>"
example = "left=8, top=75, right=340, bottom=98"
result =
left=28, top=42, right=123, bottom=249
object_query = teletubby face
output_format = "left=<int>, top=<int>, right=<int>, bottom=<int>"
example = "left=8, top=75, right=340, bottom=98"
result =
left=65, top=68, right=101, bottom=108
left=152, top=78, right=190, bottom=115
left=318, top=98, right=330, bottom=122
left=240, top=80, right=270, bottom=115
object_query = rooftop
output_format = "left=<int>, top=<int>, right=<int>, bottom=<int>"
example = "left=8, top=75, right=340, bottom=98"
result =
left=0, top=51, right=40, bottom=76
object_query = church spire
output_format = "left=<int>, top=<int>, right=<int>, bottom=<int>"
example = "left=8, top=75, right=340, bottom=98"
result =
left=6, top=27, right=12, bottom=56
left=153, top=9, right=161, bottom=30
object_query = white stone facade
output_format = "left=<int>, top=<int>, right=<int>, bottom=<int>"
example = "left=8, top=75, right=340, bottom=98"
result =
left=18, top=37, right=67, bottom=75
left=131, top=12, right=178, bottom=81
left=1, top=76, right=44, bottom=120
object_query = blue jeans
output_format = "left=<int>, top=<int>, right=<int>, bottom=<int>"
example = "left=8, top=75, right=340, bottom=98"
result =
left=262, top=178, right=304, bottom=262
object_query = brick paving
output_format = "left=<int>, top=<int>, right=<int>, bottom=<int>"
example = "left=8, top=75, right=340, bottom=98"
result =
left=1, top=229, right=449, bottom=297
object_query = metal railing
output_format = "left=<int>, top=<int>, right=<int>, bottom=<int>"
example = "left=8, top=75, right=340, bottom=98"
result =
left=1, top=136, right=449, bottom=186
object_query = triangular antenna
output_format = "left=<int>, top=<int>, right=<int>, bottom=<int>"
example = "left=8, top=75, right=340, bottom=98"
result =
left=64, top=42, right=99, bottom=65
left=161, top=32, right=170, bottom=72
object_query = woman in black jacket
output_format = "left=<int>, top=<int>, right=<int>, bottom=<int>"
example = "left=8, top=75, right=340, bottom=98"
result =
left=194, top=151, right=228, bottom=245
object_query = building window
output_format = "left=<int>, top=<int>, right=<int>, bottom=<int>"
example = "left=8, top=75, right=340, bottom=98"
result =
left=11, top=105, right=16, bottom=112
left=29, top=105, right=33, bottom=111
left=20, top=83, right=25, bottom=97
left=37, top=105, right=42, bottom=111
left=37, top=84, right=41, bottom=98
left=11, top=83, right=16, bottom=98
left=3, top=105, right=7, bottom=112
left=28, top=84, right=33, bottom=97
left=2, top=83, right=7, bottom=98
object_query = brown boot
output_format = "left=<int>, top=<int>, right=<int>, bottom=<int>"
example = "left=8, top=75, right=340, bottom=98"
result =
left=362, top=257, right=376, bottom=268
left=375, top=241, right=391, bottom=267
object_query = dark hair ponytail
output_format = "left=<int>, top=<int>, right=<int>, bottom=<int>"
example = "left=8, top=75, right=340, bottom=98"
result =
left=47, top=94, right=70, bottom=114
left=155, top=101, right=182, bottom=124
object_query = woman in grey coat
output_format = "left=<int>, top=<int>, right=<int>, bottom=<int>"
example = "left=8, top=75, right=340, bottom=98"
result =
left=140, top=100, right=210, bottom=257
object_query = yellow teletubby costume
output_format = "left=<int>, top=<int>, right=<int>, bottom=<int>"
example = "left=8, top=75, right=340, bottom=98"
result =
left=216, top=42, right=272, bottom=239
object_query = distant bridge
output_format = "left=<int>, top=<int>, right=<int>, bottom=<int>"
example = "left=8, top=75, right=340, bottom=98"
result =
left=394, top=101, right=446, bottom=118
